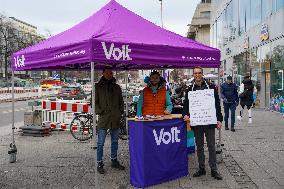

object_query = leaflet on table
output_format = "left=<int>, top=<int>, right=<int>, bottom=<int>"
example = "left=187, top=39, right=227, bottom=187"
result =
left=136, top=115, right=164, bottom=120
left=188, top=89, right=217, bottom=126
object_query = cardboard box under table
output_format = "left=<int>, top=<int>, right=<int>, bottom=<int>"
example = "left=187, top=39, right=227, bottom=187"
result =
left=128, top=115, right=188, bottom=188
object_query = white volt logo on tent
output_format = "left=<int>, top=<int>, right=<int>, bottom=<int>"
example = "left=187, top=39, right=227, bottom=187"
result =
left=14, top=55, right=25, bottom=68
left=101, top=42, right=132, bottom=61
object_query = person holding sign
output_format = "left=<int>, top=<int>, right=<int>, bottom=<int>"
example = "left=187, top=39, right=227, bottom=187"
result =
left=136, top=71, right=172, bottom=117
left=183, top=66, right=223, bottom=180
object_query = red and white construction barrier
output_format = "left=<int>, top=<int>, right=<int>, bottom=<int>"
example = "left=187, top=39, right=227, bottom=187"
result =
left=0, top=87, right=59, bottom=102
left=42, top=100, right=90, bottom=113
left=42, top=100, right=90, bottom=131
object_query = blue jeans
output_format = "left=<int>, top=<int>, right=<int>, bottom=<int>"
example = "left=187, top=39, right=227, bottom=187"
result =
left=224, top=103, right=236, bottom=128
left=97, top=128, right=120, bottom=162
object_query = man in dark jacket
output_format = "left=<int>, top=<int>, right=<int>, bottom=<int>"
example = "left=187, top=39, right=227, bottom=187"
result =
left=95, top=66, right=125, bottom=174
left=237, top=74, right=254, bottom=124
left=221, top=76, right=239, bottom=132
left=183, top=66, right=223, bottom=180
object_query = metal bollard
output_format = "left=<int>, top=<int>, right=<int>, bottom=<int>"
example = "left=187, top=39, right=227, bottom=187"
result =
left=8, top=143, right=17, bottom=163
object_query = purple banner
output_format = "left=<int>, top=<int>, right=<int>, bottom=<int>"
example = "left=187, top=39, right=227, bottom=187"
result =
left=129, top=118, right=188, bottom=188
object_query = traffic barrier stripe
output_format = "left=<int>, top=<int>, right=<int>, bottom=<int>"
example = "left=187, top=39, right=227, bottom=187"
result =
left=42, top=100, right=90, bottom=113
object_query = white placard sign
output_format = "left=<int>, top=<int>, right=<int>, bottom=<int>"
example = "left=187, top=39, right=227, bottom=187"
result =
left=188, top=89, right=217, bottom=126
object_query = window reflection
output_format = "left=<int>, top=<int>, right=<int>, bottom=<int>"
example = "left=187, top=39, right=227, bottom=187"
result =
left=262, top=0, right=271, bottom=20
left=239, top=0, right=251, bottom=35
left=251, top=0, right=262, bottom=27
left=273, top=0, right=284, bottom=12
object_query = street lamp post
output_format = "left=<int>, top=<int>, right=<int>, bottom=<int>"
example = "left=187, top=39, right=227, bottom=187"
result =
left=159, top=0, right=164, bottom=28
left=158, top=0, right=166, bottom=77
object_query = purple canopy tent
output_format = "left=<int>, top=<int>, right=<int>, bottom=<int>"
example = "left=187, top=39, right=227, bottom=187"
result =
left=11, top=0, right=220, bottom=71
left=9, top=0, right=221, bottom=186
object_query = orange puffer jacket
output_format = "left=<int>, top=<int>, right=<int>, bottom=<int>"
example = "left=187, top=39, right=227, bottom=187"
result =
left=142, top=87, right=166, bottom=116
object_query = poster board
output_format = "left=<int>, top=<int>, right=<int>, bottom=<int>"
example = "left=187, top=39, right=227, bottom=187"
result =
left=188, top=89, right=217, bottom=126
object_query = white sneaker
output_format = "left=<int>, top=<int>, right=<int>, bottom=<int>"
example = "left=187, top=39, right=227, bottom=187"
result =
left=248, top=118, right=252, bottom=124
left=237, top=116, right=242, bottom=121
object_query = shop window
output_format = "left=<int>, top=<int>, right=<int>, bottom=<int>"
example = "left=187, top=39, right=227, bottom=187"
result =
left=271, top=38, right=284, bottom=112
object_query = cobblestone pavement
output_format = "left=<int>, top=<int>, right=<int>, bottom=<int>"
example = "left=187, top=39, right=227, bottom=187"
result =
left=0, top=109, right=283, bottom=189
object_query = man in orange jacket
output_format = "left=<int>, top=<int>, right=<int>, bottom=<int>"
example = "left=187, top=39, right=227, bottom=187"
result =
left=136, top=71, right=172, bottom=116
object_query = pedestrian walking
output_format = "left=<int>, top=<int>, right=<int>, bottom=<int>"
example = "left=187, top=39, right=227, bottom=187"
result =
left=95, top=66, right=125, bottom=174
left=183, top=66, right=223, bottom=180
left=237, top=74, right=254, bottom=124
left=221, top=75, right=239, bottom=132
left=136, top=70, right=172, bottom=116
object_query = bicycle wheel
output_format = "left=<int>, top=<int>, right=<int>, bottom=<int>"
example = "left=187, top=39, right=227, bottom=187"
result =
left=70, top=114, right=93, bottom=141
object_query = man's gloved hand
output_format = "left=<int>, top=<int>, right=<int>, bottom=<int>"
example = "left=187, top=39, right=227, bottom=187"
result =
left=223, top=98, right=228, bottom=103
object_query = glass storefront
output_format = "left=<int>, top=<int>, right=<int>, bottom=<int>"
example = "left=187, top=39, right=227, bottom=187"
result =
left=211, top=0, right=284, bottom=44
left=210, top=0, right=284, bottom=110
left=271, top=38, right=284, bottom=113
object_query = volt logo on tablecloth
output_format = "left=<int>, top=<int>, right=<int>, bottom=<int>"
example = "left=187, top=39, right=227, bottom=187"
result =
left=153, top=127, right=181, bottom=145
left=101, top=42, right=132, bottom=61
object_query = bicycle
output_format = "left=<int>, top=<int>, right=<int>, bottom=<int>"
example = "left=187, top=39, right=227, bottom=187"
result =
left=70, top=113, right=94, bottom=141
left=70, top=112, right=131, bottom=141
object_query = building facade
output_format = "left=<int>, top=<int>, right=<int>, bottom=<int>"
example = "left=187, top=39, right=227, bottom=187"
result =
left=0, top=15, right=44, bottom=80
left=187, top=0, right=212, bottom=45
left=210, top=0, right=284, bottom=112
left=187, top=0, right=216, bottom=76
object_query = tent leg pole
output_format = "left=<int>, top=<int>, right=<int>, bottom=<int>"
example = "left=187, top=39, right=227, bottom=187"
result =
left=8, top=71, right=17, bottom=163
left=125, top=71, right=128, bottom=134
left=12, top=71, right=15, bottom=144
left=91, top=62, right=99, bottom=189
left=217, top=68, right=221, bottom=146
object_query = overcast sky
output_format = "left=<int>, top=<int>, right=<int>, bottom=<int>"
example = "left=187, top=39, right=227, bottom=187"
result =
left=1, top=0, right=200, bottom=37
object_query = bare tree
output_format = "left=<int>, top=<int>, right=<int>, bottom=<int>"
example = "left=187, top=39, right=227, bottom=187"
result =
left=0, top=14, right=43, bottom=80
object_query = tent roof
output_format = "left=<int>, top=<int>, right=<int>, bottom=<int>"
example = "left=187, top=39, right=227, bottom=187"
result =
left=11, top=0, right=220, bottom=71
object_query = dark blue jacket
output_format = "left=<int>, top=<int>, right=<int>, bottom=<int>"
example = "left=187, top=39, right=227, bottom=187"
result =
left=221, top=82, right=239, bottom=104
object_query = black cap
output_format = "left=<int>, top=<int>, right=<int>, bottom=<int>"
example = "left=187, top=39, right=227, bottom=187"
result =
left=227, top=75, right=232, bottom=80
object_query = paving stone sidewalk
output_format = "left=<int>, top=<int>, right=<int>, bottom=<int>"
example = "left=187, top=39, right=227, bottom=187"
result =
left=0, top=109, right=283, bottom=189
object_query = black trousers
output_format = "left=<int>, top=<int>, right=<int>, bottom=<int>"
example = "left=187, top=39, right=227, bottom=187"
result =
left=193, top=125, right=217, bottom=171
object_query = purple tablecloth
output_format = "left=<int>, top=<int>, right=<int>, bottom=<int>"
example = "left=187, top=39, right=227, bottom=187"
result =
left=129, top=118, right=188, bottom=188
